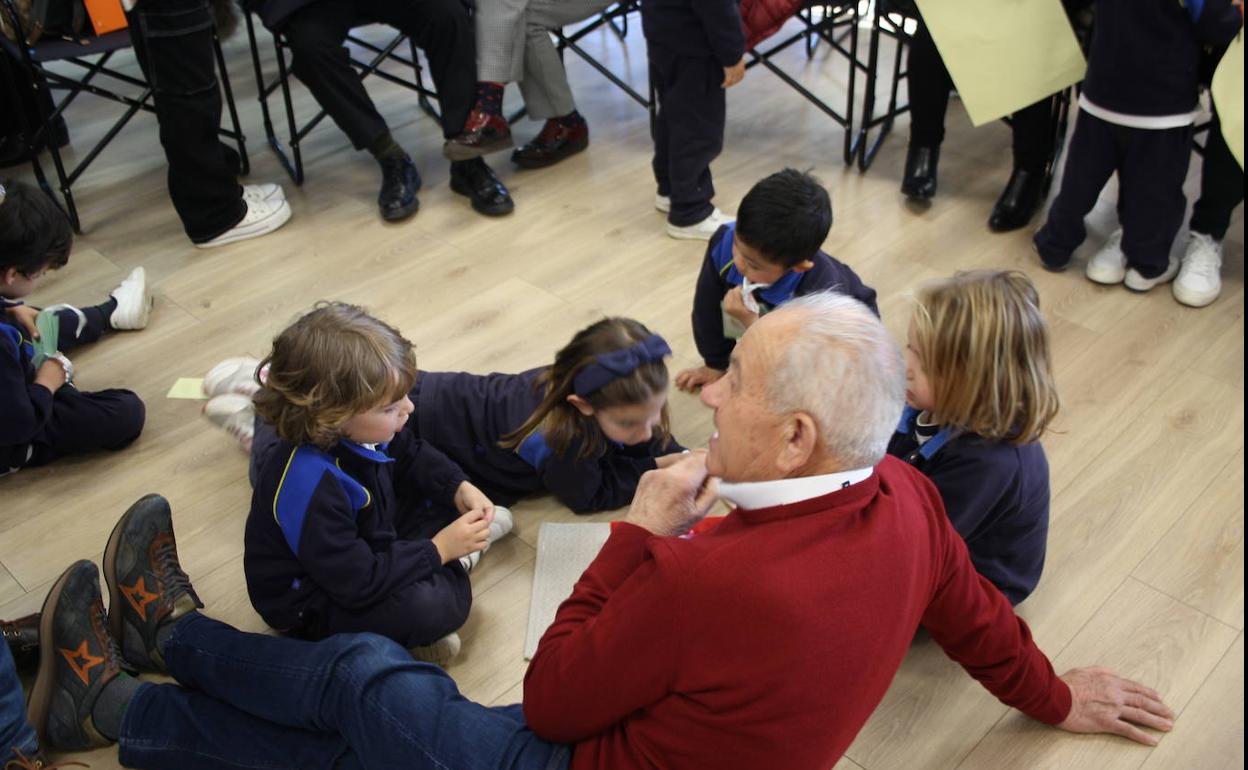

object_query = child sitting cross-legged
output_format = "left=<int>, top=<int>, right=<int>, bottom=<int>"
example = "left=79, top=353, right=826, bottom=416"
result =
left=242, top=302, right=511, bottom=664
left=676, top=169, right=879, bottom=392
left=890, top=270, right=1060, bottom=606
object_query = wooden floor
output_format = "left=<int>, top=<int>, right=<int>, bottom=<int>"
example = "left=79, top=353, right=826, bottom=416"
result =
left=2, top=14, right=1242, bottom=770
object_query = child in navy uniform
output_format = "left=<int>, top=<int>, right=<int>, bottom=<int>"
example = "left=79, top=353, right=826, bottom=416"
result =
left=412, top=317, right=685, bottom=514
left=243, top=303, right=509, bottom=663
left=676, top=169, right=878, bottom=392
left=1, top=179, right=150, bottom=475
left=1033, top=0, right=1241, bottom=292
left=890, top=271, right=1060, bottom=606
left=642, top=0, right=746, bottom=240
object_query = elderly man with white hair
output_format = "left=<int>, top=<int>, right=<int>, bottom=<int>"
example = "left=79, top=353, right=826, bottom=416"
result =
left=26, top=294, right=1171, bottom=770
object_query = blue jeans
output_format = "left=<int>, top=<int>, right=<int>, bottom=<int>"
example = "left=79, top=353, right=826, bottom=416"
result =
left=117, top=614, right=571, bottom=770
left=1, top=643, right=38, bottom=760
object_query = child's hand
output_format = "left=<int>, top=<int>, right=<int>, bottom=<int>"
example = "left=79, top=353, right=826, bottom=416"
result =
left=432, top=510, right=492, bottom=564
left=675, top=366, right=725, bottom=393
left=723, top=287, right=759, bottom=326
left=453, top=480, right=495, bottom=519
left=5, top=304, right=40, bottom=340
left=722, top=57, right=746, bottom=88
left=34, top=354, right=69, bottom=392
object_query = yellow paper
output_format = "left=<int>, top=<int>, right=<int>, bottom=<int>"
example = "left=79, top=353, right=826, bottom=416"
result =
left=166, top=377, right=207, bottom=399
left=1212, top=34, right=1244, bottom=170
left=915, top=0, right=1086, bottom=127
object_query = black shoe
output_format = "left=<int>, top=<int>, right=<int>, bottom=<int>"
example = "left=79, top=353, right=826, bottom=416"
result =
left=103, top=494, right=203, bottom=674
left=989, top=167, right=1045, bottom=232
left=26, top=561, right=123, bottom=752
left=449, top=158, right=514, bottom=217
left=900, top=144, right=939, bottom=200
left=0, top=120, right=70, bottom=169
left=2, top=613, right=41, bottom=674
left=378, top=155, right=422, bottom=222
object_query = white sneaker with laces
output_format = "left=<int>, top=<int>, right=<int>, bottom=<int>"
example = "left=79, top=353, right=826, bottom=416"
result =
left=203, top=393, right=255, bottom=453
left=1124, top=255, right=1181, bottom=293
left=655, top=194, right=671, bottom=213
left=1085, top=229, right=1127, bottom=285
left=242, top=183, right=286, bottom=206
left=203, top=356, right=262, bottom=399
left=1172, top=232, right=1223, bottom=307
left=195, top=197, right=292, bottom=249
left=108, top=267, right=152, bottom=330
left=666, top=208, right=734, bottom=241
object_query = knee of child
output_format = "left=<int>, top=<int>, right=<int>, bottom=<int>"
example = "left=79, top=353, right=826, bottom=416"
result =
left=120, top=392, right=147, bottom=441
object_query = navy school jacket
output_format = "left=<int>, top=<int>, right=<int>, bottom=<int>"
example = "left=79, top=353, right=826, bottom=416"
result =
left=887, top=406, right=1050, bottom=605
left=693, top=222, right=880, bottom=370
left=1, top=320, right=51, bottom=471
left=413, top=368, right=684, bottom=514
left=243, top=429, right=469, bottom=633
left=640, top=0, right=746, bottom=66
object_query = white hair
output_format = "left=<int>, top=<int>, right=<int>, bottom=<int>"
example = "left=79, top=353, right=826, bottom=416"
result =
left=766, top=293, right=905, bottom=468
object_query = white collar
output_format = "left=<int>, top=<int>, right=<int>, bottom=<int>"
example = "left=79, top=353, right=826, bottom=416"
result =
left=717, top=466, right=874, bottom=510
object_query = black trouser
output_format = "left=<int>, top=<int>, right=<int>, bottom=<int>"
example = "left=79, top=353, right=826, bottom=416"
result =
left=126, top=0, right=247, bottom=242
left=1190, top=112, right=1244, bottom=241
left=649, top=45, right=723, bottom=226
left=1035, top=109, right=1193, bottom=278
left=280, top=0, right=475, bottom=148
left=907, top=17, right=1054, bottom=172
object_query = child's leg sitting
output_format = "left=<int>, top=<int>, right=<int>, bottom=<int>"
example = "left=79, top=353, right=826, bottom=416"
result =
left=43, top=267, right=152, bottom=350
left=25, top=387, right=145, bottom=466
left=1033, top=111, right=1120, bottom=271
left=1117, top=124, right=1193, bottom=291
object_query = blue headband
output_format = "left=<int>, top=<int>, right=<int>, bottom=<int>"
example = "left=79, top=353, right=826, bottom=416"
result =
left=572, top=334, right=672, bottom=397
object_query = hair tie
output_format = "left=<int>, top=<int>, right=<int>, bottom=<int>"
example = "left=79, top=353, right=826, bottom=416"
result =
left=572, top=334, right=672, bottom=397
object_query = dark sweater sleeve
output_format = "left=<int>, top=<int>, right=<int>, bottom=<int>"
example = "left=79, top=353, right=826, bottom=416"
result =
left=295, top=473, right=444, bottom=610
left=387, top=427, right=470, bottom=508
left=524, top=523, right=681, bottom=741
left=692, top=0, right=747, bottom=67
left=692, top=230, right=736, bottom=371
left=0, top=336, right=54, bottom=447
left=918, top=481, right=1071, bottom=724
left=542, top=444, right=660, bottom=514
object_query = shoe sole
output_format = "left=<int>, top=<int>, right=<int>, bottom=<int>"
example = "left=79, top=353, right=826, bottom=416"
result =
left=511, top=138, right=588, bottom=170
left=195, top=201, right=292, bottom=249
left=449, top=177, right=515, bottom=217
left=655, top=200, right=671, bottom=214
left=26, top=561, right=86, bottom=749
left=1086, top=268, right=1126, bottom=285
left=381, top=197, right=420, bottom=222
left=1172, top=285, right=1220, bottom=307
left=111, top=268, right=152, bottom=330
left=442, top=135, right=515, bottom=162
left=666, top=227, right=717, bottom=241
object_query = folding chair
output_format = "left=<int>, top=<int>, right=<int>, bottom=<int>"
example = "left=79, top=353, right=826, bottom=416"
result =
left=243, top=12, right=440, bottom=185
left=0, top=0, right=248, bottom=232
left=850, top=0, right=914, bottom=171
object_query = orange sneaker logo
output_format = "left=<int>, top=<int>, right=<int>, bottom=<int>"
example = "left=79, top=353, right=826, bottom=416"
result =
left=122, top=576, right=159, bottom=621
left=58, top=641, right=104, bottom=685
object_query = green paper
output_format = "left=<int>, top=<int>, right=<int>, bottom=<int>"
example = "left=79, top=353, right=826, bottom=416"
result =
left=167, top=377, right=208, bottom=400
left=31, top=311, right=60, bottom=367
left=1212, top=34, right=1244, bottom=170
left=914, top=0, right=1086, bottom=127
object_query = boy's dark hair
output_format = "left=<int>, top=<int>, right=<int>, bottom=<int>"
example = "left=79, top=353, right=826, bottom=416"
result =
left=0, top=179, right=72, bottom=276
left=735, top=169, right=832, bottom=268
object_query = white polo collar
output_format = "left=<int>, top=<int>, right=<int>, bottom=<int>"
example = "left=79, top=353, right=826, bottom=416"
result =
left=717, top=466, right=874, bottom=510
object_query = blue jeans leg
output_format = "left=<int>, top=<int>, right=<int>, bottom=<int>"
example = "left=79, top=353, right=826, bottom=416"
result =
left=1, top=643, right=39, bottom=761
left=118, top=614, right=569, bottom=770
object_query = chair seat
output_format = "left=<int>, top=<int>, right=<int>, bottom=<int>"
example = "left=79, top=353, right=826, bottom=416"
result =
left=28, top=29, right=135, bottom=63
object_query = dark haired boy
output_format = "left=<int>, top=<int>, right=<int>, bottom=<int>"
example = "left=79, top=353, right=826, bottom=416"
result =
left=1, top=179, right=149, bottom=473
left=676, top=169, right=879, bottom=391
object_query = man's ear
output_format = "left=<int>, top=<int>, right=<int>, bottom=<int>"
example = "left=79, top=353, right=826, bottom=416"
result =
left=775, top=412, right=818, bottom=475
left=566, top=394, right=595, bottom=417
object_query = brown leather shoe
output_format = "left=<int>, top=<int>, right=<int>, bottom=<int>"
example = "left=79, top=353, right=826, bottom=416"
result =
left=511, top=117, right=589, bottom=169
left=443, top=110, right=513, bottom=161
left=2, top=614, right=40, bottom=674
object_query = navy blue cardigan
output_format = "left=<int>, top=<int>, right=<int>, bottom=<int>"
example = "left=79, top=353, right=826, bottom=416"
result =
left=640, top=0, right=746, bottom=66
left=413, top=368, right=683, bottom=514
left=1, top=319, right=51, bottom=470
left=887, top=407, right=1050, bottom=605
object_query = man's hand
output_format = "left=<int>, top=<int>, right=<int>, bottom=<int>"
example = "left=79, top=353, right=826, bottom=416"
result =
left=454, top=480, right=495, bottom=519
left=432, top=510, right=491, bottom=564
left=1056, top=667, right=1175, bottom=745
left=722, top=57, right=746, bottom=88
left=675, top=366, right=725, bottom=393
left=722, top=287, right=759, bottom=326
left=5, top=304, right=40, bottom=340
left=624, top=450, right=718, bottom=537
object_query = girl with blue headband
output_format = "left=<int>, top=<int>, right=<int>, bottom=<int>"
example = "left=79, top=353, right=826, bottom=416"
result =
left=412, top=317, right=685, bottom=513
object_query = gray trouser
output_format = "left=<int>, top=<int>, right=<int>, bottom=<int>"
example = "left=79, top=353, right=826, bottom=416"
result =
left=475, top=0, right=615, bottom=119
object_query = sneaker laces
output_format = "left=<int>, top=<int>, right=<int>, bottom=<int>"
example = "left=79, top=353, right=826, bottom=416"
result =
left=1184, top=243, right=1222, bottom=282
left=154, top=539, right=198, bottom=608
left=90, top=599, right=126, bottom=680
left=4, top=749, right=88, bottom=770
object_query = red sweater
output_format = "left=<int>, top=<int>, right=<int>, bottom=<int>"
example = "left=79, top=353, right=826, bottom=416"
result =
left=523, top=456, right=1071, bottom=770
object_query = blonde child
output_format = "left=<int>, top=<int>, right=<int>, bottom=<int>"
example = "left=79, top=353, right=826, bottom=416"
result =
left=889, top=271, right=1060, bottom=605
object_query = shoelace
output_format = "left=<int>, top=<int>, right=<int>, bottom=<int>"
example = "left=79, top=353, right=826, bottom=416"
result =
left=154, top=541, right=196, bottom=604
left=90, top=601, right=125, bottom=676
left=4, top=748, right=88, bottom=769
left=1185, top=249, right=1221, bottom=281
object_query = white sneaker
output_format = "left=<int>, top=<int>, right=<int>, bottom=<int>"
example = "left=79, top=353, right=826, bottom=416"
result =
left=203, top=356, right=262, bottom=398
left=408, top=632, right=462, bottom=666
left=655, top=194, right=671, bottom=213
left=109, top=267, right=152, bottom=330
left=1125, top=255, right=1181, bottom=293
left=666, top=208, right=734, bottom=241
left=242, top=183, right=286, bottom=206
left=1172, top=232, right=1223, bottom=307
left=487, top=506, right=513, bottom=545
left=459, top=551, right=481, bottom=572
left=203, top=393, right=255, bottom=453
left=1085, top=229, right=1127, bottom=285
left=195, top=197, right=292, bottom=249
